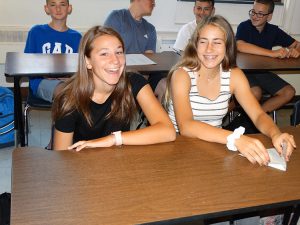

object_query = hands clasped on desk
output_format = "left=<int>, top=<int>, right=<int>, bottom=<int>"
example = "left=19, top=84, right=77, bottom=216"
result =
left=272, top=47, right=300, bottom=59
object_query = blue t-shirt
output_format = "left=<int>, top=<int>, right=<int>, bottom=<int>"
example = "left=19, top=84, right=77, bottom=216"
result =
left=24, top=24, right=82, bottom=95
left=104, top=9, right=157, bottom=54
left=236, top=19, right=294, bottom=50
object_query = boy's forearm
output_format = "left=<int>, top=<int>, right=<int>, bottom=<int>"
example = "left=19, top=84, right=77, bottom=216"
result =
left=290, top=41, right=300, bottom=52
left=237, top=41, right=273, bottom=57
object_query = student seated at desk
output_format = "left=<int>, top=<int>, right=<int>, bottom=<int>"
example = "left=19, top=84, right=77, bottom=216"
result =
left=156, top=0, right=215, bottom=102
left=104, top=0, right=164, bottom=92
left=24, top=0, right=81, bottom=103
left=236, top=0, right=300, bottom=113
left=164, top=15, right=296, bottom=166
left=52, top=26, right=176, bottom=151
left=173, top=0, right=215, bottom=53
left=104, top=0, right=156, bottom=54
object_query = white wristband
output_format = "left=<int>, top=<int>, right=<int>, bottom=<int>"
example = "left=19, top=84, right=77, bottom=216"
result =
left=226, top=126, right=245, bottom=151
left=112, top=131, right=123, bottom=146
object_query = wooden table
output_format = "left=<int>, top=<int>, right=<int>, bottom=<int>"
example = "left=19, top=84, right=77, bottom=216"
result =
left=4, top=51, right=179, bottom=147
left=11, top=127, right=300, bottom=225
left=237, top=52, right=300, bottom=73
left=5, top=51, right=300, bottom=147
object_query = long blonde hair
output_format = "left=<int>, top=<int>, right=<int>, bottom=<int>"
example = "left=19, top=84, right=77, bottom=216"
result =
left=164, top=15, right=237, bottom=109
left=52, top=26, right=137, bottom=126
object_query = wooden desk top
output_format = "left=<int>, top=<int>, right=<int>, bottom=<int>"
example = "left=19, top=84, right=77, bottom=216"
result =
left=11, top=127, right=300, bottom=225
left=4, top=51, right=180, bottom=77
left=4, top=52, right=78, bottom=76
left=128, top=51, right=180, bottom=73
left=237, top=52, right=300, bottom=72
left=5, top=52, right=300, bottom=78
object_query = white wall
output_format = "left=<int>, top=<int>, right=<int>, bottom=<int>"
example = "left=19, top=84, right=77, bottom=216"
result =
left=1, top=0, right=299, bottom=33
left=1, top=0, right=300, bottom=91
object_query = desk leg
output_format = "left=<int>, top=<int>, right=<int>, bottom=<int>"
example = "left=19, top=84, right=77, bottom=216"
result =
left=290, top=205, right=300, bottom=225
left=13, top=77, right=25, bottom=147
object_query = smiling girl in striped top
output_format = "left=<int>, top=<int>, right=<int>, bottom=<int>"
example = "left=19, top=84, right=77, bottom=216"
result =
left=165, top=15, right=296, bottom=166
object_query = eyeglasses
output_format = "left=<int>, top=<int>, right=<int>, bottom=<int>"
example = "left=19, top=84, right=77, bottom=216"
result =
left=248, top=9, right=271, bottom=18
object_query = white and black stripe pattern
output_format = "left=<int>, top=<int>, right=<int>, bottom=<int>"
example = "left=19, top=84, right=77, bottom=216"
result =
left=168, top=67, right=232, bottom=132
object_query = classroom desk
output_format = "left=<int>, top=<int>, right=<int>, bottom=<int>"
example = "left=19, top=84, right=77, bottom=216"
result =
left=4, top=51, right=179, bottom=147
left=237, top=52, right=300, bottom=73
left=11, top=126, right=300, bottom=225
left=5, top=51, right=300, bottom=147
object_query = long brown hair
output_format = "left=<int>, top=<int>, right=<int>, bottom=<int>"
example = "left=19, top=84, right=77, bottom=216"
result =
left=52, top=26, right=137, bottom=126
left=164, top=15, right=237, bottom=108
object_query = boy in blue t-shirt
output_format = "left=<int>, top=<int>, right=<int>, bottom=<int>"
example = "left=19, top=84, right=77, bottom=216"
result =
left=236, top=0, right=300, bottom=113
left=24, top=0, right=81, bottom=102
left=104, top=0, right=156, bottom=54
left=104, top=0, right=163, bottom=91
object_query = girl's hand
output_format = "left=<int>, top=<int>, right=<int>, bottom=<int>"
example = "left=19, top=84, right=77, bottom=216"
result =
left=235, top=135, right=270, bottom=166
left=68, top=135, right=115, bottom=152
left=271, top=133, right=296, bottom=161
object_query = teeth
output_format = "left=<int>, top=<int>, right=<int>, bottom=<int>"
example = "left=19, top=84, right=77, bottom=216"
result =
left=108, top=68, right=119, bottom=72
left=204, top=55, right=216, bottom=59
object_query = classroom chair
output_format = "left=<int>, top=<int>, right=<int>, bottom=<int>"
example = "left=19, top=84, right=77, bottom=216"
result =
left=261, top=94, right=300, bottom=124
left=24, top=89, right=52, bottom=146
left=291, top=99, right=300, bottom=126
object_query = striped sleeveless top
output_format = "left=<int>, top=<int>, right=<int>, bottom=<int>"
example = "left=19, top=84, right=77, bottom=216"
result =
left=168, top=67, right=232, bottom=132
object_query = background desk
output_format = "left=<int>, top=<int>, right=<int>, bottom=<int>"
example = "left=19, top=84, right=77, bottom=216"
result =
left=5, top=51, right=300, bottom=147
left=237, top=52, right=300, bottom=73
left=4, top=51, right=179, bottom=147
left=11, top=127, right=300, bottom=225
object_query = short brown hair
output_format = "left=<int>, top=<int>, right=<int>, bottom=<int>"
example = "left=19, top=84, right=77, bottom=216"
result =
left=255, top=0, right=275, bottom=13
left=46, top=0, right=69, bottom=4
left=196, top=0, right=215, bottom=7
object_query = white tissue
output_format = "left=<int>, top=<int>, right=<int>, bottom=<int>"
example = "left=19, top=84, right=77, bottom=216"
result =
left=267, top=148, right=287, bottom=171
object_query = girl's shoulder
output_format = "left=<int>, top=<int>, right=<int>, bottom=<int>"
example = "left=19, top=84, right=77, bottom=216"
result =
left=229, top=67, right=249, bottom=89
left=171, top=67, right=193, bottom=88
left=174, top=67, right=197, bottom=78
left=229, top=67, right=244, bottom=78
left=128, top=73, right=148, bottom=97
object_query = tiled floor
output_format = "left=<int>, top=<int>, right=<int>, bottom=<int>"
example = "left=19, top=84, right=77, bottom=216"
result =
left=0, top=108, right=299, bottom=224
left=0, top=147, right=13, bottom=193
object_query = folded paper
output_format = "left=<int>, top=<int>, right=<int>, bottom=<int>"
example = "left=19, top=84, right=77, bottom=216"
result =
left=238, top=148, right=287, bottom=171
left=267, top=148, right=287, bottom=171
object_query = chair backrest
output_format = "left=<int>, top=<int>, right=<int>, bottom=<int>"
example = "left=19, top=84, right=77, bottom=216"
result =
left=26, top=88, right=52, bottom=109
left=290, top=100, right=300, bottom=126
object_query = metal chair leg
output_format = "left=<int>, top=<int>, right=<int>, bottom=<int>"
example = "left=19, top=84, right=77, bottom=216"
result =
left=24, top=104, right=30, bottom=146
left=290, top=205, right=300, bottom=225
left=272, top=110, right=277, bottom=124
